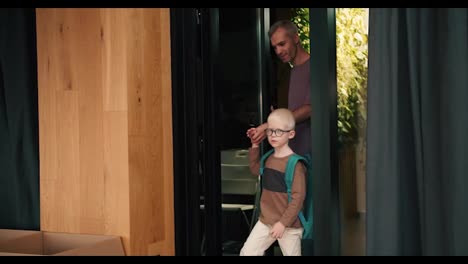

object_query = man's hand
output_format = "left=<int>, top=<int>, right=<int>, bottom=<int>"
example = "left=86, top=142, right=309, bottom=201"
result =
left=246, top=125, right=266, bottom=146
left=247, top=123, right=267, bottom=145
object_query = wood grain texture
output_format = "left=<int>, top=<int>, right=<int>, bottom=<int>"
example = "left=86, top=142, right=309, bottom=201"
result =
left=36, top=8, right=174, bottom=256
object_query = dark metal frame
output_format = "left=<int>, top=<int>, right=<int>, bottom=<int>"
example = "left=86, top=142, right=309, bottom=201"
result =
left=171, top=7, right=339, bottom=256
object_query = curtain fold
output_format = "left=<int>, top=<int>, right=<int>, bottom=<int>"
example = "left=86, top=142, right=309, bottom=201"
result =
left=0, top=8, right=39, bottom=230
left=367, top=8, right=468, bottom=255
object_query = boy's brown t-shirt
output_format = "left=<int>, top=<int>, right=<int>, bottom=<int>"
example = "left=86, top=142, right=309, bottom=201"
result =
left=249, top=147, right=306, bottom=228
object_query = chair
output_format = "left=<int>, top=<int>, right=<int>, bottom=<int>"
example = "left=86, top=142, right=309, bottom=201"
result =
left=200, top=149, right=261, bottom=255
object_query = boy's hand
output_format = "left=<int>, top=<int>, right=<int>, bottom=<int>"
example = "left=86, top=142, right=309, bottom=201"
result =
left=270, top=222, right=286, bottom=239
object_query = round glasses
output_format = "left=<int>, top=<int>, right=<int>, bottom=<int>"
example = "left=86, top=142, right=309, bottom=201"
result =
left=265, top=128, right=292, bottom=137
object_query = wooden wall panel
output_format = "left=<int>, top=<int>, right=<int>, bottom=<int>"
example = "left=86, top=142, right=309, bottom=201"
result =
left=55, top=90, right=80, bottom=232
left=36, top=8, right=174, bottom=256
left=126, top=9, right=174, bottom=256
left=101, top=9, right=128, bottom=112
left=103, top=112, right=130, bottom=249
left=36, top=9, right=58, bottom=231
left=156, top=8, right=175, bottom=256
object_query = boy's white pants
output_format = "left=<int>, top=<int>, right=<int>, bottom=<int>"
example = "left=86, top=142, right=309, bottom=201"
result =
left=240, top=220, right=303, bottom=256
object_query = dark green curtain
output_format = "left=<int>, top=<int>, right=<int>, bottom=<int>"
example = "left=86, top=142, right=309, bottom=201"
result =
left=0, top=8, right=39, bottom=230
left=367, top=8, right=468, bottom=255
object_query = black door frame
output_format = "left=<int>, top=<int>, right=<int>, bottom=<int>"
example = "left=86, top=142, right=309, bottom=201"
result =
left=170, top=7, right=339, bottom=256
left=170, top=8, right=223, bottom=256
left=170, top=8, right=204, bottom=256
left=200, top=8, right=223, bottom=256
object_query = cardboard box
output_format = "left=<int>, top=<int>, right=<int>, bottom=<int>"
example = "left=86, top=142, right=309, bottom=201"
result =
left=0, top=229, right=125, bottom=256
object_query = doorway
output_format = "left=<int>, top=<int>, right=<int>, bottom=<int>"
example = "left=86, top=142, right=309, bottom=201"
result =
left=170, top=8, right=271, bottom=256
left=171, top=8, right=340, bottom=256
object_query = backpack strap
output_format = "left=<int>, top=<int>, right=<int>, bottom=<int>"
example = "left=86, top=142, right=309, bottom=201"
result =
left=284, top=154, right=309, bottom=228
left=284, top=154, right=306, bottom=201
left=259, top=149, right=274, bottom=175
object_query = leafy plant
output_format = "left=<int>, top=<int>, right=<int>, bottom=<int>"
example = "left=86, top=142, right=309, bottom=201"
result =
left=336, top=8, right=368, bottom=146
left=291, top=8, right=310, bottom=53
left=291, top=8, right=368, bottom=146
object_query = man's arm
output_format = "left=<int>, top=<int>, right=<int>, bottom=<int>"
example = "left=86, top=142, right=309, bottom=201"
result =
left=248, top=123, right=268, bottom=143
left=292, top=104, right=311, bottom=124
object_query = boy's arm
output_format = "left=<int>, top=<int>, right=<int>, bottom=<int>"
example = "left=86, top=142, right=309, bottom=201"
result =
left=279, top=162, right=307, bottom=227
left=248, top=146, right=261, bottom=175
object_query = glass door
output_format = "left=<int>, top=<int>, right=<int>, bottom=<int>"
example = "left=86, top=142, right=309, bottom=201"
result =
left=202, top=8, right=272, bottom=256
left=171, top=8, right=271, bottom=256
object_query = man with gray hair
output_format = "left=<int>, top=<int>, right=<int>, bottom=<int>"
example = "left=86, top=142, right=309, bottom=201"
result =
left=247, top=20, right=311, bottom=157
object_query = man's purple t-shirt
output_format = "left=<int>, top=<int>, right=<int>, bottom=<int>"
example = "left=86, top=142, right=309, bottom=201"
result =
left=288, top=58, right=311, bottom=156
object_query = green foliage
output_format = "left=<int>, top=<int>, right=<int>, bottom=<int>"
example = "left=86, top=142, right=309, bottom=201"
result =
left=291, top=8, right=310, bottom=53
left=336, top=8, right=368, bottom=146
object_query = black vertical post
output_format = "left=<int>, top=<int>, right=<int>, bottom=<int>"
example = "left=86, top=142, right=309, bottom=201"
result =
left=170, top=8, right=203, bottom=256
left=309, top=8, right=340, bottom=256
left=202, top=8, right=223, bottom=256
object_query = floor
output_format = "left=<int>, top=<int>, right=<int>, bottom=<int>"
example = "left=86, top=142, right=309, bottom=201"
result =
left=341, top=213, right=366, bottom=256
left=228, top=212, right=367, bottom=256
left=219, top=205, right=367, bottom=256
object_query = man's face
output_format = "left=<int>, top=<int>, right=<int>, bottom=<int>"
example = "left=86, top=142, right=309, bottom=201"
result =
left=270, top=27, right=298, bottom=63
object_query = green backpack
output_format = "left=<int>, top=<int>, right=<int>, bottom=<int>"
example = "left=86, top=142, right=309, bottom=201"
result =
left=259, top=149, right=314, bottom=240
